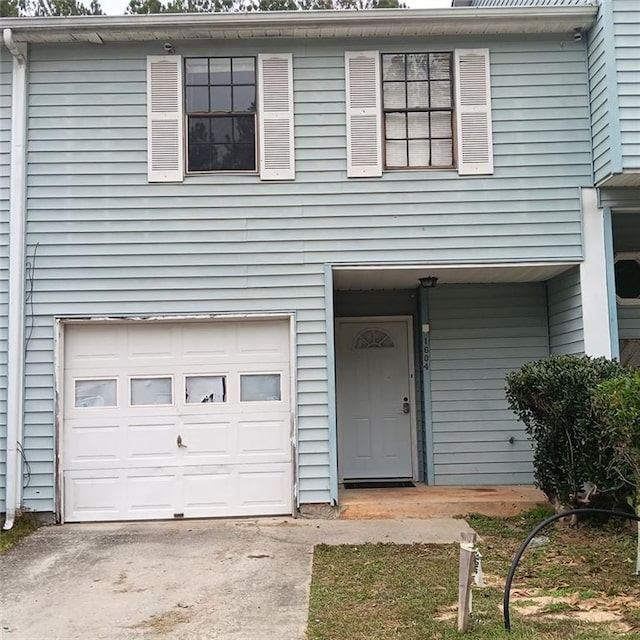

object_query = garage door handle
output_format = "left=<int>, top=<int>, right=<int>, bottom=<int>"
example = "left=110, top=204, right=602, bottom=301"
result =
left=177, top=435, right=187, bottom=448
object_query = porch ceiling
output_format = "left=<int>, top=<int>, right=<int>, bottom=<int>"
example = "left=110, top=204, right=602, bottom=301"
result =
left=333, top=262, right=576, bottom=290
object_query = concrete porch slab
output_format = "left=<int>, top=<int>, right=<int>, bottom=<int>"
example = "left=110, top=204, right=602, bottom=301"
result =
left=338, top=484, right=549, bottom=519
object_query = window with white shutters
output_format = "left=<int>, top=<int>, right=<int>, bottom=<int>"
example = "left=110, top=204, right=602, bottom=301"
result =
left=345, top=51, right=382, bottom=178
left=146, top=53, right=294, bottom=182
left=454, top=49, right=493, bottom=175
left=147, top=56, right=184, bottom=183
left=345, top=48, right=493, bottom=177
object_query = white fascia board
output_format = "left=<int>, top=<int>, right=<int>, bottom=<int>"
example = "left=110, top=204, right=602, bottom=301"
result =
left=2, top=6, right=598, bottom=43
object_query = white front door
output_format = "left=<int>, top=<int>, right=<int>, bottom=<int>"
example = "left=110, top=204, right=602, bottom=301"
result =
left=337, top=319, right=414, bottom=480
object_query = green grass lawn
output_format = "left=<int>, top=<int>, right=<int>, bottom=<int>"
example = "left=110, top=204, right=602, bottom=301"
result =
left=307, top=508, right=640, bottom=640
left=0, top=512, right=41, bottom=554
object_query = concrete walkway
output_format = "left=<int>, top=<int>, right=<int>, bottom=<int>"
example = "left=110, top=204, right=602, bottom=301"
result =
left=0, top=517, right=473, bottom=640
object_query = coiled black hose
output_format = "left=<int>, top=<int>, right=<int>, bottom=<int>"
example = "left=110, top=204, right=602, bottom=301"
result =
left=503, top=507, right=640, bottom=631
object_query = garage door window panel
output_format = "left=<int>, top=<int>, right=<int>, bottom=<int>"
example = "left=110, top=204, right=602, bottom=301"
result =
left=185, top=375, right=227, bottom=404
left=74, top=378, right=118, bottom=408
left=130, top=377, right=174, bottom=406
left=240, top=373, right=282, bottom=402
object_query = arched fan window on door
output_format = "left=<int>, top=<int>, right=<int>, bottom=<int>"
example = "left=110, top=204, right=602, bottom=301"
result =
left=353, top=328, right=395, bottom=349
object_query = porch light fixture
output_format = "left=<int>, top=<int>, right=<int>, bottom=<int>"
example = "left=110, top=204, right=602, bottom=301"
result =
left=419, top=276, right=439, bottom=289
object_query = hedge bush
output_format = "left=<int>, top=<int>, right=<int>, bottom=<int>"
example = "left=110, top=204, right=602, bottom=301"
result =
left=505, top=355, right=634, bottom=509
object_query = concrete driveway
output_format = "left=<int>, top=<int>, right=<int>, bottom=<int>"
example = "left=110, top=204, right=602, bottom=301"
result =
left=1, top=517, right=473, bottom=640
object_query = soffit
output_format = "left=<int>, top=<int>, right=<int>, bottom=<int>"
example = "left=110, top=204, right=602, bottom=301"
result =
left=597, top=172, right=640, bottom=189
left=333, top=263, right=576, bottom=289
left=2, top=7, right=598, bottom=44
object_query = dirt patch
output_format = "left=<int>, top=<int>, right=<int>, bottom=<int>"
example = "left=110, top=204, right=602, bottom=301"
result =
left=511, top=590, right=640, bottom=633
left=129, top=606, right=191, bottom=634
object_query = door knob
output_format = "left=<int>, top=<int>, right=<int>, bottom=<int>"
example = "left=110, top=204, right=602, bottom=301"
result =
left=177, top=434, right=187, bottom=448
left=402, top=397, right=410, bottom=414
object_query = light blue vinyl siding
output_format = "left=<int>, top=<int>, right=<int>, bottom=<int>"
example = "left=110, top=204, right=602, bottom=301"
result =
left=588, top=0, right=614, bottom=182
left=0, top=51, right=11, bottom=512
left=547, top=266, right=584, bottom=355
left=589, top=0, right=640, bottom=183
left=428, top=284, right=549, bottom=485
left=21, top=34, right=591, bottom=511
left=613, top=211, right=640, bottom=339
left=613, top=0, right=640, bottom=172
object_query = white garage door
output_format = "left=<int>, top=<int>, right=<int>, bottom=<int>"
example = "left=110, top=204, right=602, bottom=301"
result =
left=62, top=319, right=293, bottom=522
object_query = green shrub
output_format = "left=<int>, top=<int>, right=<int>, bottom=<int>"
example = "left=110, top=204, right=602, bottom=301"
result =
left=594, top=371, right=640, bottom=497
left=594, top=370, right=640, bottom=574
left=505, top=355, right=633, bottom=509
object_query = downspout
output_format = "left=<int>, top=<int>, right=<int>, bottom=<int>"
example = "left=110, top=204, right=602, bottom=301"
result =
left=3, top=29, right=28, bottom=531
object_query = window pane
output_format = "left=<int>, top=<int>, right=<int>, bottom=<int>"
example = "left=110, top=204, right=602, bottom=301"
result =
left=211, top=116, right=233, bottom=143
left=186, top=86, right=209, bottom=112
left=385, top=113, right=406, bottom=139
left=232, top=144, right=256, bottom=171
left=234, top=115, right=256, bottom=145
left=383, top=82, right=406, bottom=109
left=615, top=259, right=640, bottom=299
left=210, top=86, right=232, bottom=113
left=232, top=57, right=255, bottom=85
left=430, top=111, right=452, bottom=138
left=185, top=376, right=227, bottom=404
left=233, top=85, right=256, bottom=112
left=185, top=58, right=208, bottom=85
left=382, top=54, right=405, bottom=81
left=386, top=140, right=407, bottom=167
left=75, top=379, right=117, bottom=408
left=211, top=144, right=234, bottom=170
left=408, top=140, right=430, bottom=167
left=407, top=81, right=429, bottom=109
left=189, top=117, right=211, bottom=144
left=131, top=378, right=172, bottom=406
left=240, top=374, right=282, bottom=402
left=407, top=112, right=429, bottom=138
left=188, top=144, right=211, bottom=171
left=210, top=58, right=231, bottom=85
left=431, top=81, right=451, bottom=108
left=406, top=54, right=429, bottom=81
left=431, top=139, right=453, bottom=166
left=430, top=53, right=451, bottom=80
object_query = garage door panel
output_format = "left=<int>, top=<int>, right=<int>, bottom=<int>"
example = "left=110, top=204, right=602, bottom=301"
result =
left=65, top=422, right=121, bottom=467
left=237, top=466, right=292, bottom=511
left=127, top=473, right=177, bottom=516
left=181, top=421, right=232, bottom=458
left=63, top=319, right=293, bottom=522
left=65, top=326, right=121, bottom=369
left=237, top=321, right=289, bottom=356
left=126, top=324, right=176, bottom=360
left=181, top=470, right=233, bottom=514
left=237, top=418, right=290, bottom=459
left=128, top=422, right=176, bottom=462
left=181, top=323, right=233, bottom=359
left=64, top=472, right=123, bottom=522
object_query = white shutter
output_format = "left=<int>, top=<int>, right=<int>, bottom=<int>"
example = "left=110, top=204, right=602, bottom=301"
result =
left=258, top=53, right=295, bottom=181
left=147, top=55, right=183, bottom=182
left=345, top=51, right=382, bottom=178
left=454, top=49, right=493, bottom=176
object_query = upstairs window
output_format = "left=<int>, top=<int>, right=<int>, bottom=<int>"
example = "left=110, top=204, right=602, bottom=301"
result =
left=345, top=49, right=493, bottom=178
left=382, top=53, right=454, bottom=169
left=147, top=53, right=294, bottom=182
left=185, top=57, right=257, bottom=173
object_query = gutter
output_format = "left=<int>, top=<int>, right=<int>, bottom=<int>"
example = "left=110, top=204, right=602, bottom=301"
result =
left=1, top=6, right=599, bottom=41
left=3, top=28, right=28, bottom=531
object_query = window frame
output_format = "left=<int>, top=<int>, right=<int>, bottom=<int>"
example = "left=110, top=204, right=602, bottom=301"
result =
left=381, top=51, right=456, bottom=171
left=183, top=55, right=259, bottom=175
left=614, top=252, right=640, bottom=306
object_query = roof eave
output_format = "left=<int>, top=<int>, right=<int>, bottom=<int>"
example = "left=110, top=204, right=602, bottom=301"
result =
left=1, top=7, right=599, bottom=44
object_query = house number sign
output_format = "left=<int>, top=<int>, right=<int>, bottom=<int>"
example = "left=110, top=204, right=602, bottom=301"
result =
left=422, top=334, right=430, bottom=371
